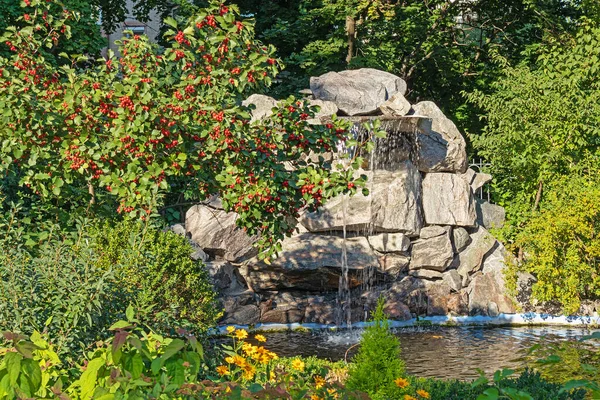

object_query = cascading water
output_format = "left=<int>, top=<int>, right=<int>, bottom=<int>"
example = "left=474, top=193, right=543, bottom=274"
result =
left=333, top=115, right=431, bottom=327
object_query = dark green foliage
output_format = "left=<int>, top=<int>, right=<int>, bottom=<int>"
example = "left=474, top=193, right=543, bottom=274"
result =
left=346, top=298, right=405, bottom=399
left=0, top=211, right=220, bottom=360
left=0, top=0, right=106, bottom=62
left=91, top=220, right=222, bottom=334
left=411, top=369, right=587, bottom=400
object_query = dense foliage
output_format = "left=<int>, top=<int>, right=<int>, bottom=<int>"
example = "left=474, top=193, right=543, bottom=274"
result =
left=346, top=299, right=406, bottom=399
left=468, top=22, right=600, bottom=313
left=0, top=210, right=219, bottom=360
left=0, top=0, right=367, bottom=257
left=1, top=316, right=596, bottom=399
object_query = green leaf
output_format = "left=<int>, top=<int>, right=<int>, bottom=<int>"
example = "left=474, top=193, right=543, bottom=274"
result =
left=125, top=305, right=135, bottom=322
left=109, top=320, right=132, bottom=330
left=477, top=388, right=499, bottom=400
left=5, top=352, right=22, bottom=386
left=78, top=357, right=104, bottom=399
left=164, top=17, right=178, bottom=28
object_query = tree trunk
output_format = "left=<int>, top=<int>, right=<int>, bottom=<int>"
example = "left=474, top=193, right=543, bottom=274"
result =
left=345, top=16, right=355, bottom=64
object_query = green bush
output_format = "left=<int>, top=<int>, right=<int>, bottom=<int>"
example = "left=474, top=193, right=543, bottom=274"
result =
left=346, top=298, right=406, bottom=399
left=0, top=211, right=220, bottom=359
left=91, top=219, right=222, bottom=334
left=0, top=211, right=126, bottom=358
left=506, top=172, right=600, bottom=314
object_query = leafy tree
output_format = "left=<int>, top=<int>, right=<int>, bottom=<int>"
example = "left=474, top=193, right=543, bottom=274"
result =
left=0, top=0, right=106, bottom=62
left=0, top=0, right=366, bottom=256
left=468, top=22, right=600, bottom=312
left=232, top=0, right=583, bottom=134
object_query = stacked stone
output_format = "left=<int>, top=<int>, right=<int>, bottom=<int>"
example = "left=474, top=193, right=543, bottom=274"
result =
left=181, top=68, right=513, bottom=326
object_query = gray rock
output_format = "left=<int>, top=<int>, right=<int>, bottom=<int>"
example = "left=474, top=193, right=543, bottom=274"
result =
left=463, top=168, right=492, bottom=192
left=409, top=269, right=444, bottom=279
left=422, top=173, right=477, bottom=227
left=166, top=223, right=186, bottom=236
left=419, top=225, right=448, bottom=239
left=339, top=68, right=407, bottom=97
left=307, top=99, right=338, bottom=124
left=304, top=295, right=337, bottom=324
left=241, top=233, right=380, bottom=291
left=186, top=205, right=258, bottom=262
left=412, top=101, right=468, bottom=173
left=205, top=261, right=247, bottom=294
left=310, top=69, right=406, bottom=116
left=242, top=94, right=278, bottom=122
left=476, top=199, right=506, bottom=229
left=481, top=242, right=509, bottom=275
left=443, top=269, right=463, bottom=292
left=191, top=248, right=209, bottom=262
left=300, top=164, right=423, bottom=235
left=452, top=227, right=471, bottom=253
left=220, top=291, right=260, bottom=325
left=259, top=293, right=307, bottom=324
left=455, top=227, right=497, bottom=278
left=380, top=93, right=411, bottom=117
left=377, top=253, right=410, bottom=276
left=410, top=226, right=453, bottom=272
left=368, top=232, right=410, bottom=253
left=467, top=270, right=516, bottom=316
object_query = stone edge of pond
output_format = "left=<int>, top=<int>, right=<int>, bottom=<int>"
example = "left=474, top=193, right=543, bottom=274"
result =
left=213, top=312, right=600, bottom=335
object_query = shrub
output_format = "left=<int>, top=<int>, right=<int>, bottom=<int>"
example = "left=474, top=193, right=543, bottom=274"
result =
left=0, top=211, right=220, bottom=359
left=507, top=171, right=600, bottom=314
left=90, top=220, right=221, bottom=335
left=346, top=298, right=406, bottom=399
left=0, top=210, right=126, bottom=358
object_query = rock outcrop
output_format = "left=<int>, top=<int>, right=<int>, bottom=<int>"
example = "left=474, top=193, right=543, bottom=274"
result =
left=182, top=68, right=515, bottom=326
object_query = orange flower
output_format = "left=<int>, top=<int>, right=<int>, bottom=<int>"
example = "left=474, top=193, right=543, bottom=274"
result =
left=233, top=355, right=246, bottom=367
left=394, top=377, right=410, bottom=388
left=216, top=365, right=229, bottom=376
left=416, top=389, right=430, bottom=399
left=314, top=375, right=326, bottom=389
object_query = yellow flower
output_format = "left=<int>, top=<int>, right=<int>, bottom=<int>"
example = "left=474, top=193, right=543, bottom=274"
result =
left=224, top=356, right=235, bottom=364
left=394, top=377, right=410, bottom=388
left=225, top=386, right=232, bottom=393
left=242, top=364, right=256, bottom=380
left=404, top=396, right=417, bottom=400
left=314, top=375, right=326, bottom=389
left=242, top=342, right=257, bottom=356
left=310, top=396, right=323, bottom=400
left=270, top=371, right=276, bottom=381
left=416, top=390, right=430, bottom=399
left=226, top=326, right=235, bottom=333
left=255, top=334, right=267, bottom=342
left=234, top=329, right=248, bottom=340
left=233, top=355, right=247, bottom=367
left=291, top=358, right=305, bottom=372
left=216, top=365, right=229, bottom=376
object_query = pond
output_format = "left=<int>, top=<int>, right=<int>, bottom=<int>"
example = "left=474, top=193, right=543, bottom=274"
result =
left=236, top=326, right=599, bottom=380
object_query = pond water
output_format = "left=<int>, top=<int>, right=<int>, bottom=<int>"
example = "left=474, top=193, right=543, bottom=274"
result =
left=237, top=326, right=599, bottom=380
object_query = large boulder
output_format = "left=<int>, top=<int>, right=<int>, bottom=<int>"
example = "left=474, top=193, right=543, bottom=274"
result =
left=219, top=291, right=260, bottom=325
left=466, top=242, right=515, bottom=316
left=454, top=227, right=497, bottom=278
left=476, top=199, right=506, bottom=229
left=242, top=94, right=278, bottom=122
left=300, top=163, right=423, bottom=235
left=411, top=101, right=468, bottom=173
left=368, top=232, right=411, bottom=253
left=380, top=93, right=411, bottom=117
left=205, top=261, right=247, bottom=294
left=422, top=173, right=477, bottom=227
left=310, top=69, right=406, bottom=116
left=186, top=205, right=258, bottom=262
left=409, top=226, right=454, bottom=272
left=259, top=292, right=307, bottom=324
left=463, top=168, right=492, bottom=192
left=307, top=99, right=338, bottom=124
left=240, top=233, right=381, bottom=291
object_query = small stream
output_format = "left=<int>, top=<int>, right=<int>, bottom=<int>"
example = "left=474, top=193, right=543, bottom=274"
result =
left=235, top=326, right=599, bottom=380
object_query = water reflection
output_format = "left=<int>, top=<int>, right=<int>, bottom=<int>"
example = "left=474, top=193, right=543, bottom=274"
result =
left=233, top=326, right=598, bottom=380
